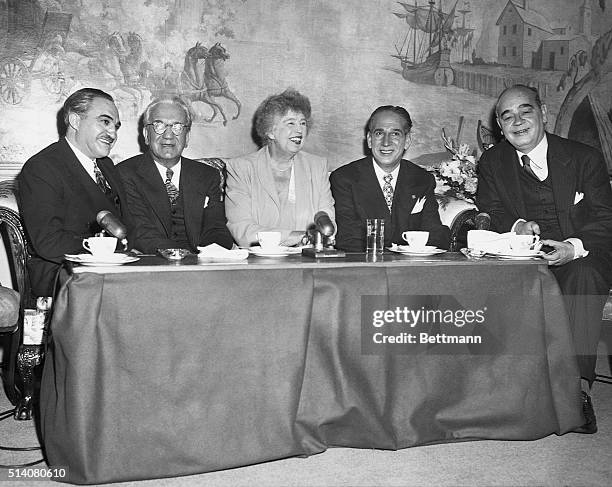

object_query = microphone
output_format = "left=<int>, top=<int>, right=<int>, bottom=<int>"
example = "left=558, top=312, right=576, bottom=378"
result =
left=474, top=212, right=491, bottom=230
left=314, top=211, right=335, bottom=237
left=96, top=211, right=128, bottom=240
left=302, top=211, right=344, bottom=257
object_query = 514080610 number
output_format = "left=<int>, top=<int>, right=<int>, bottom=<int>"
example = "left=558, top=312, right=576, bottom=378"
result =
left=3, top=467, right=68, bottom=481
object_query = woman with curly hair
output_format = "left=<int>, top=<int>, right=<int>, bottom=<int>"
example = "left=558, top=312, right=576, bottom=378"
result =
left=225, top=88, right=335, bottom=247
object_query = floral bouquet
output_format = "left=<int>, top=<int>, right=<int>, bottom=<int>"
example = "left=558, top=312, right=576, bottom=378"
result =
left=427, top=129, right=479, bottom=208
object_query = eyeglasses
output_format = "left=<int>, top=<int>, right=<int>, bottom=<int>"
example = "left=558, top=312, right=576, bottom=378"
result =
left=146, top=121, right=190, bottom=136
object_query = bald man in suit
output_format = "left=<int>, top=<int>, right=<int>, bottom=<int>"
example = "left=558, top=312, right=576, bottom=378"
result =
left=477, top=84, right=612, bottom=434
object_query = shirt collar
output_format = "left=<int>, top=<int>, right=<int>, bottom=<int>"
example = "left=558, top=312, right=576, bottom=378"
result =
left=65, top=137, right=98, bottom=181
left=517, top=134, right=548, bottom=170
left=372, top=158, right=400, bottom=189
left=155, top=159, right=182, bottom=187
left=66, top=137, right=96, bottom=166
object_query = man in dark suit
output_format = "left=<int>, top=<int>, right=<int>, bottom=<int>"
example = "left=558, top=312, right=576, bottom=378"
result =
left=18, top=88, right=128, bottom=297
left=477, top=84, right=612, bottom=434
left=118, top=96, right=233, bottom=253
left=330, top=105, right=450, bottom=251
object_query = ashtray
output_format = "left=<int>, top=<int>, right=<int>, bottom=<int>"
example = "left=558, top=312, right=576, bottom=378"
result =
left=158, top=248, right=190, bottom=261
left=460, top=248, right=487, bottom=259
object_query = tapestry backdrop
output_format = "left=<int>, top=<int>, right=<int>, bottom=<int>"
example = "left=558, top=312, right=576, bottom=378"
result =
left=0, top=0, right=611, bottom=179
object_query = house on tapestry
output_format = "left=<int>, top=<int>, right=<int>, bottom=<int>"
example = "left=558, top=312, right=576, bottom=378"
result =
left=496, top=0, right=595, bottom=71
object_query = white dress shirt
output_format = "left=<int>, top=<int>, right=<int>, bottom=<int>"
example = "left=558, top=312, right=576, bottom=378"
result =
left=372, top=159, right=400, bottom=193
left=516, top=135, right=548, bottom=181
left=511, top=135, right=586, bottom=258
left=155, top=159, right=182, bottom=189
left=65, top=138, right=98, bottom=183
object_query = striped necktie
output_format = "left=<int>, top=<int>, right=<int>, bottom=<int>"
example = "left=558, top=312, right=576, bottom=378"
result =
left=93, top=161, right=112, bottom=195
left=165, top=168, right=179, bottom=204
left=383, top=173, right=394, bottom=212
left=521, top=155, right=540, bottom=182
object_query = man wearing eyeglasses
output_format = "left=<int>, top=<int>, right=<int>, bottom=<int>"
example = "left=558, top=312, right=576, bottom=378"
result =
left=17, top=88, right=129, bottom=297
left=118, top=96, right=234, bottom=253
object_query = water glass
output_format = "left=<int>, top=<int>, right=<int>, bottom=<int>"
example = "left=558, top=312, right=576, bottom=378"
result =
left=366, top=219, right=385, bottom=254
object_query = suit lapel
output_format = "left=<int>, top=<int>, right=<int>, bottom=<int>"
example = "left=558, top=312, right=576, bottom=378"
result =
left=393, top=161, right=424, bottom=216
left=181, top=159, right=204, bottom=248
left=136, top=154, right=172, bottom=234
left=293, top=152, right=308, bottom=224
left=356, top=158, right=389, bottom=216
left=496, top=142, right=526, bottom=217
left=547, top=135, right=574, bottom=235
left=59, top=139, right=113, bottom=213
left=255, top=147, right=281, bottom=210
left=97, top=157, right=123, bottom=210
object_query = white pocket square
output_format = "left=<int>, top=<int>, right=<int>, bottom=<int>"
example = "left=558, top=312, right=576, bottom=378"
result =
left=204, top=196, right=210, bottom=208
left=411, top=196, right=426, bottom=214
left=574, top=192, right=584, bottom=205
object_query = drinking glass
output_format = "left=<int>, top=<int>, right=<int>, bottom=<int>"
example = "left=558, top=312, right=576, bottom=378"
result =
left=366, top=219, right=385, bottom=254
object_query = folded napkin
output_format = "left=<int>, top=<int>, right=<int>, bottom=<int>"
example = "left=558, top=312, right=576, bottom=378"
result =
left=197, top=243, right=248, bottom=260
left=467, top=230, right=514, bottom=253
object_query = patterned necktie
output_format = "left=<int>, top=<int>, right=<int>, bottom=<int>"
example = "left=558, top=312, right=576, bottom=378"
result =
left=521, top=154, right=539, bottom=182
left=383, top=173, right=394, bottom=212
left=165, top=168, right=179, bottom=204
left=93, top=161, right=111, bottom=195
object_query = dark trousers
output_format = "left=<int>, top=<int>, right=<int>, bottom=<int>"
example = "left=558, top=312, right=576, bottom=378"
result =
left=550, top=251, right=612, bottom=384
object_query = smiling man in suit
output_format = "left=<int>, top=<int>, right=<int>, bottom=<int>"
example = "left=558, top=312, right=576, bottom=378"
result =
left=477, top=84, right=612, bottom=434
left=17, top=88, right=128, bottom=297
left=330, top=105, right=450, bottom=252
left=118, top=96, right=233, bottom=253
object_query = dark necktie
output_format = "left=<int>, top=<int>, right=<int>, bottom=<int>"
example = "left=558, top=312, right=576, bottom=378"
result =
left=165, top=168, right=179, bottom=204
left=521, top=154, right=540, bottom=182
left=383, top=173, right=394, bottom=212
left=93, top=161, right=112, bottom=195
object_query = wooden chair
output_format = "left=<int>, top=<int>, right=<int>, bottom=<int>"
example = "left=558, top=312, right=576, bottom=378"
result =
left=436, top=196, right=491, bottom=252
left=0, top=205, right=43, bottom=420
left=476, top=119, right=501, bottom=152
left=598, top=292, right=612, bottom=384
left=196, top=157, right=227, bottom=195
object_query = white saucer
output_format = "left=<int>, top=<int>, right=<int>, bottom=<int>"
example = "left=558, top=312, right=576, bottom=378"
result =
left=389, top=245, right=446, bottom=256
left=487, top=249, right=543, bottom=259
left=65, top=253, right=140, bottom=266
left=248, top=246, right=301, bottom=257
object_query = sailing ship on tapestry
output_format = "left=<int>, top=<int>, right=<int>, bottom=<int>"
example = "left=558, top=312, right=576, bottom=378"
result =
left=391, top=0, right=472, bottom=86
left=389, top=0, right=612, bottom=175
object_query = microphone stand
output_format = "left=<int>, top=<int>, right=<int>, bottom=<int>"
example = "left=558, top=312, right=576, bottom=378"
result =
left=301, top=229, right=345, bottom=258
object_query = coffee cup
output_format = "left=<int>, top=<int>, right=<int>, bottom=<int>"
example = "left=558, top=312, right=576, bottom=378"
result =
left=257, top=231, right=282, bottom=250
left=83, top=236, right=117, bottom=257
left=402, top=231, right=429, bottom=248
left=509, top=234, right=541, bottom=251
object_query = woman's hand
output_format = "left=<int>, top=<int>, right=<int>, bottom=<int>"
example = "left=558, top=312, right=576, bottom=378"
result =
left=282, top=231, right=306, bottom=247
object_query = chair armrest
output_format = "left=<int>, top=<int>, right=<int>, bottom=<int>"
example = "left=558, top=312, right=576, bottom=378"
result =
left=437, top=197, right=490, bottom=251
left=196, top=157, right=226, bottom=193
left=437, top=197, right=476, bottom=228
left=0, top=285, right=19, bottom=333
